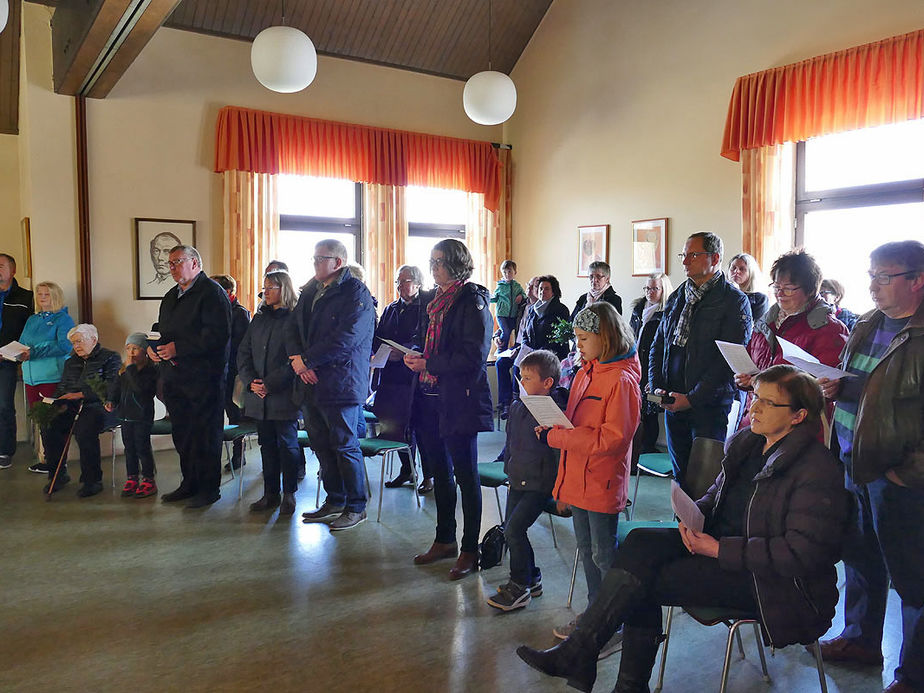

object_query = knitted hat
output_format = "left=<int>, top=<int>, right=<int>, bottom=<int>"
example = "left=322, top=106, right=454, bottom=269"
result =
left=125, top=332, right=147, bottom=348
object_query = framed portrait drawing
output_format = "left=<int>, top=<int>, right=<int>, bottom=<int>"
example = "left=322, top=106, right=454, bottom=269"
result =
left=134, top=218, right=196, bottom=300
left=577, top=225, right=609, bottom=277
left=631, top=218, right=667, bottom=276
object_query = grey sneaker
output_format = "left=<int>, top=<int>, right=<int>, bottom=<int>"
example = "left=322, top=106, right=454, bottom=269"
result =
left=553, top=616, right=579, bottom=640
left=301, top=502, right=346, bottom=521
left=0, top=455, right=11, bottom=469
left=487, top=581, right=531, bottom=611
left=329, top=510, right=367, bottom=531
left=598, top=628, right=624, bottom=659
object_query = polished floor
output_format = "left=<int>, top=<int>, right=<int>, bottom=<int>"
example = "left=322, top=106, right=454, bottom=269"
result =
left=0, top=432, right=903, bottom=692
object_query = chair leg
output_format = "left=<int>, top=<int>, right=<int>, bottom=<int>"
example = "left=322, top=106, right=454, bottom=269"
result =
left=655, top=605, right=674, bottom=693
left=225, top=441, right=235, bottom=479
left=752, top=622, right=770, bottom=682
left=720, top=621, right=746, bottom=693
left=548, top=512, right=558, bottom=548
left=567, top=547, right=579, bottom=608
left=811, top=639, right=828, bottom=693
left=493, top=487, right=504, bottom=524
left=316, top=467, right=321, bottom=506
left=734, top=624, right=746, bottom=658
left=409, top=447, right=420, bottom=508
left=631, top=465, right=641, bottom=520
left=364, top=459, right=372, bottom=501
left=110, top=430, right=116, bottom=489
left=377, top=452, right=386, bottom=523
left=237, top=438, right=245, bottom=501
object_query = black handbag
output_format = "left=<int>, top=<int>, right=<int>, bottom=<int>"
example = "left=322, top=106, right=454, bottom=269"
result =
left=479, top=524, right=506, bottom=569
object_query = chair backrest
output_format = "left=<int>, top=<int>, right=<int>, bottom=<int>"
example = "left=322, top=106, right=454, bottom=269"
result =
left=686, top=437, right=725, bottom=500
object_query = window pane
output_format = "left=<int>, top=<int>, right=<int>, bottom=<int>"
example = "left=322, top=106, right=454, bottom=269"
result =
left=278, top=175, right=357, bottom=218
left=406, top=186, right=467, bottom=224
left=405, top=236, right=438, bottom=290
left=802, top=202, right=924, bottom=313
left=804, top=119, right=924, bottom=191
left=277, top=230, right=356, bottom=289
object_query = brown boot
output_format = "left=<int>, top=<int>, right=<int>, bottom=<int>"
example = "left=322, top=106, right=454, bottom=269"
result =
left=413, top=541, right=458, bottom=565
left=279, top=493, right=296, bottom=515
left=449, top=551, right=479, bottom=580
left=249, top=493, right=281, bottom=512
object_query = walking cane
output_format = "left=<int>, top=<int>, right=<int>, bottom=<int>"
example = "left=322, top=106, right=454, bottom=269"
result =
left=46, top=400, right=84, bottom=500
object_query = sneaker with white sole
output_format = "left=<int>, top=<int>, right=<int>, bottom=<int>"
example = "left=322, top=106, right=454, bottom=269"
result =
left=487, top=581, right=532, bottom=611
left=28, top=462, right=51, bottom=474
left=302, top=502, right=346, bottom=521
left=0, top=455, right=11, bottom=469
left=329, top=510, right=367, bottom=531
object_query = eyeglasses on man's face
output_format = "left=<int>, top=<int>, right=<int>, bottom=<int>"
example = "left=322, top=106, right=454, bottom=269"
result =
left=868, top=270, right=917, bottom=285
left=167, top=258, right=189, bottom=269
left=677, top=251, right=713, bottom=262
left=643, top=286, right=660, bottom=293
left=313, top=255, right=336, bottom=264
left=768, top=283, right=803, bottom=296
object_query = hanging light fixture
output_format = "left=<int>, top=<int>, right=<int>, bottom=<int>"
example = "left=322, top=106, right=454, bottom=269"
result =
left=250, top=0, right=317, bottom=93
left=463, top=0, right=517, bottom=125
left=0, top=0, right=9, bottom=35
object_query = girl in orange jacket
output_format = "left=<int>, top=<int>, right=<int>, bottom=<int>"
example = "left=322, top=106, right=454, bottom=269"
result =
left=539, top=302, right=641, bottom=638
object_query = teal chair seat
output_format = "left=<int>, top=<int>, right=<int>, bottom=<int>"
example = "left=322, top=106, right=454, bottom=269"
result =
left=223, top=421, right=259, bottom=440
left=297, top=430, right=310, bottom=446
left=150, top=418, right=172, bottom=436
left=638, top=451, right=673, bottom=476
left=359, top=438, right=408, bottom=456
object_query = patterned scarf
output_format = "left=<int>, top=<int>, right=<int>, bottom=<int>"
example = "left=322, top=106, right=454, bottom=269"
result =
left=672, top=270, right=724, bottom=347
left=586, top=281, right=609, bottom=304
left=420, top=281, right=464, bottom=386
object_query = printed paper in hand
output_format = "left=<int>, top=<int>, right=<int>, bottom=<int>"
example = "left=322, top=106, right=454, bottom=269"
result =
left=370, top=343, right=392, bottom=369
left=715, top=340, right=759, bottom=375
left=42, top=397, right=56, bottom=405
left=496, top=347, right=518, bottom=360
left=785, top=356, right=853, bottom=380
left=776, top=336, right=819, bottom=364
left=513, top=344, right=534, bottom=368
left=521, top=394, right=573, bottom=429
left=516, top=375, right=528, bottom=399
left=670, top=481, right=705, bottom=533
left=379, top=338, right=422, bottom=357
left=0, top=341, right=28, bottom=362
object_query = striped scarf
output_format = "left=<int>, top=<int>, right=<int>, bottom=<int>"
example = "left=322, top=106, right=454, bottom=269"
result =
left=420, top=281, right=464, bottom=386
left=672, top=270, right=723, bottom=347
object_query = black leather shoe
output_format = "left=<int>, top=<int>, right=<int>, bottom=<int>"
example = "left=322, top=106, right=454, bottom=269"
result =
left=385, top=473, right=412, bottom=488
left=43, top=473, right=71, bottom=494
left=417, top=478, right=434, bottom=494
left=249, top=493, right=281, bottom=512
left=77, top=481, right=104, bottom=498
left=161, top=486, right=195, bottom=503
left=186, top=490, right=220, bottom=509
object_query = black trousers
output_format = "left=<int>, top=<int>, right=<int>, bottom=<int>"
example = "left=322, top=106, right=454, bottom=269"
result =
left=163, top=379, right=224, bottom=496
left=44, top=403, right=109, bottom=484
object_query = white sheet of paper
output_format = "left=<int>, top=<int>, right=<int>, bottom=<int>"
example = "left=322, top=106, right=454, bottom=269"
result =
left=0, top=341, right=27, bottom=361
left=370, top=343, right=392, bottom=369
left=521, top=394, right=573, bottom=429
left=776, top=336, right=819, bottom=365
left=379, top=338, right=422, bottom=357
left=42, top=397, right=55, bottom=405
left=516, top=375, right=528, bottom=399
left=670, top=481, right=705, bottom=533
left=513, top=343, right=534, bottom=368
left=715, top=340, right=759, bottom=375
left=496, top=347, right=517, bottom=359
left=786, top=356, right=853, bottom=380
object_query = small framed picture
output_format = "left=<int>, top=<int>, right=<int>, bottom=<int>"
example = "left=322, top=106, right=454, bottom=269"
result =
left=134, top=218, right=196, bottom=300
left=631, top=218, right=668, bottom=276
left=577, top=225, right=609, bottom=277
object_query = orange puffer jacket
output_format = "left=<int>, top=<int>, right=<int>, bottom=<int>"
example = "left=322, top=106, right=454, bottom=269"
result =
left=549, top=349, right=641, bottom=514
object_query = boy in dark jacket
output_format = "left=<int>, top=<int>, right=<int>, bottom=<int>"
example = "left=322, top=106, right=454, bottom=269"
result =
left=109, top=333, right=159, bottom=498
left=487, top=349, right=567, bottom=611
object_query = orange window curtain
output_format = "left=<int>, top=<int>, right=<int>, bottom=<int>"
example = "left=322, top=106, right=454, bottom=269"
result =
left=363, top=184, right=407, bottom=307
left=222, top=171, right=279, bottom=312
left=466, top=150, right=513, bottom=289
left=741, top=143, right=795, bottom=269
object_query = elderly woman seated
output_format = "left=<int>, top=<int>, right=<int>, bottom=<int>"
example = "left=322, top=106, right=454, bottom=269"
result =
left=517, top=364, right=849, bottom=693
left=42, top=324, right=121, bottom=497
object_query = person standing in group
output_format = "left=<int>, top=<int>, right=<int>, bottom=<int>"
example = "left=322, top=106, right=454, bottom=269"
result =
left=490, top=260, right=526, bottom=351
left=0, top=254, right=33, bottom=470
left=405, top=239, right=493, bottom=580
left=727, top=252, right=769, bottom=322
left=538, top=302, right=640, bottom=642
left=649, top=232, right=752, bottom=491
left=149, top=245, right=231, bottom=509
left=18, top=281, right=74, bottom=474
left=290, top=240, right=375, bottom=531
left=522, top=275, right=571, bottom=362
left=495, top=275, right=539, bottom=422
left=237, top=270, right=300, bottom=515
left=820, top=278, right=860, bottom=332
left=571, top=261, right=623, bottom=318
left=211, top=274, right=252, bottom=472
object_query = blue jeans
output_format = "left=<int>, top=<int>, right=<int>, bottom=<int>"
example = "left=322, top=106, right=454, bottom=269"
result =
left=257, top=419, right=301, bottom=495
left=665, top=404, right=729, bottom=493
left=0, top=362, right=18, bottom=456
left=504, top=489, right=548, bottom=586
left=841, top=473, right=924, bottom=687
left=571, top=506, right=620, bottom=603
left=497, top=316, right=518, bottom=351
left=304, top=401, right=367, bottom=512
left=121, top=420, right=154, bottom=478
left=496, top=354, right=515, bottom=408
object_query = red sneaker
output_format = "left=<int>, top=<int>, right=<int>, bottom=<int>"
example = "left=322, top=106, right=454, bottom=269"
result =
left=121, top=477, right=139, bottom=497
left=134, top=478, right=158, bottom=498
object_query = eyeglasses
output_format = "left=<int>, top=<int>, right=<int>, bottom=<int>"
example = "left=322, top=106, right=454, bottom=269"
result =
left=589, top=273, right=608, bottom=280
left=261, top=286, right=280, bottom=293
left=768, top=283, right=803, bottom=296
left=868, top=270, right=918, bottom=285
left=167, top=258, right=188, bottom=269
left=751, top=396, right=794, bottom=410
left=313, top=255, right=337, bottom=264
left=395, top=278, right=418, bottom=285
left=677, top=251, right=713, bottom=261
left=643, top=286, right=660, bottom=293
left=429, top=258, right=446, bottom=268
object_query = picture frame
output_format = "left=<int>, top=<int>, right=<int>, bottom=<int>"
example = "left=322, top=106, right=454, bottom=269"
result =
left=20, top=217, right=32, bottom=279
left=134, top=218, right=196, bottom=300
left=631, top=218, right=668, bottom=276
left=577, top=224, right=609, bottom=277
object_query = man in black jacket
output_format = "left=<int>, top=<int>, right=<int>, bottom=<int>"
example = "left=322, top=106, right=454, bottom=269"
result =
left=288, top=240, right=375, bottom=531
left=0, top=254, right=33, bottom=469
left=149, top=245, right=231, bottom=509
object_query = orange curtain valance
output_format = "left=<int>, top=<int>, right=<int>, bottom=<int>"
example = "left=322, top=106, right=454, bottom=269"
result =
left=721, top=28, right=924, bottom=161
left=214, top=106, right=502, bottom=212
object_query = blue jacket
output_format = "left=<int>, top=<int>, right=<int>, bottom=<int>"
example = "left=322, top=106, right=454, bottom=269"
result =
left=649, top=272, right=753, bottom=409
left=20, top=307, right=76, bottom=385
left=287, top=268, right=376, bottom=407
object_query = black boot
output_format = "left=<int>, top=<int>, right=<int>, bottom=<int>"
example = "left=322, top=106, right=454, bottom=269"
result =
left=612, top=626, right=663, bottom=693
left=516, top=569, right=644, bottom=693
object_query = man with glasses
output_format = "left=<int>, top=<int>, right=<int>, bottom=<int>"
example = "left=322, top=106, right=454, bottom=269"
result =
left=814, top=240, right=924, bottom=693
left=288, top=240, right=375, bottom=531
left=149, top=245, right=231, bottom=508
left=649, top=232, right=752, bottom=491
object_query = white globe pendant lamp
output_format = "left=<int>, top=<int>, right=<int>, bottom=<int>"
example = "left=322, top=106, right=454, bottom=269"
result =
left=250, top=3, right=317, bottom=94
left=463, top=0, right=516, bottom=125
left=0, top=0, right=9, bottom=35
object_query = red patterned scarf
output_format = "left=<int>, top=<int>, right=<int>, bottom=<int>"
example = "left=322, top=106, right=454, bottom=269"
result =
left=420, top=281, right=464, bottom=386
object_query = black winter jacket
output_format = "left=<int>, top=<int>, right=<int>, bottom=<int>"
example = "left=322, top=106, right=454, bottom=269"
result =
left=154, top=272, right=232, bottom=389
left=630, top=299, right=663, bottom=413
left=417, top=282, right=494, bottom=436
left=504, top=386, right=568, bottom=492
left=113, top=363, right=158, bottom=422
left=697, top=426, right=849, bottom=648
left=571, top=285, right=623, bottom=318
left=55, top=344, right=121, bottom=428
left=237, top=305, right=299, bottom=421
left=0, top=279, right=34, bottom=348
left=373, top=289, right=433, bottom=390
left=649, top=273, right=753, bottom=409
left=287, top=268, right=375, bottom=407
left=228, top=299, right=252, bottom=382
left=523, top=298, right=571, bottom=361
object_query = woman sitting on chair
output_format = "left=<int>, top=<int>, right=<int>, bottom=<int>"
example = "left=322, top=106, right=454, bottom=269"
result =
left=517, top=364, right=849, bottom=693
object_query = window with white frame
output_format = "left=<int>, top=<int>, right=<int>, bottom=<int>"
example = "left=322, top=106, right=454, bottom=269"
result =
left=405, top=185, right=467, bottom=288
